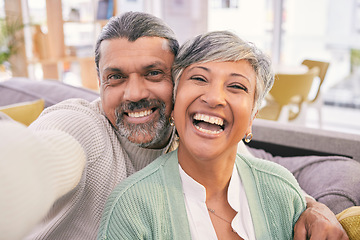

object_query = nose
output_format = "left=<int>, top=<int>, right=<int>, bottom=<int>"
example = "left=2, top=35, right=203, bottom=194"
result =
left=123, top=75, right=150, bottom=102
left=200, top=82, right=226, bottom=108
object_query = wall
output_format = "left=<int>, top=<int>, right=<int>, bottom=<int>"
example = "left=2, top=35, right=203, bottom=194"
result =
left=162, top=0, right=208, bottom=44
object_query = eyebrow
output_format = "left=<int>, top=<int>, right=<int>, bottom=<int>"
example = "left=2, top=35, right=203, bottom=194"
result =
left=105, top=61, right=167, bottom=72
left=103, top=67, right=123, bottom=73
left=143, top=61, right=167, bottom=70
left=189, top=65, right=251, bottom=83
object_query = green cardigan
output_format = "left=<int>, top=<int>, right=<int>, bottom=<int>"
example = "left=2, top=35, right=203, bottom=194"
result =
left=98, top=150, right=306, bottom=240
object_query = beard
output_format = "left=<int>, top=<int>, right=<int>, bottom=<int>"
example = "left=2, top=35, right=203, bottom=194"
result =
left=115, top=99, right=171, bottom=148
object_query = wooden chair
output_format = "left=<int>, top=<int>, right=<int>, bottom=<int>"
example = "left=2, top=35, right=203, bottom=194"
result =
left=258, top=67, right=320, bottom=123
left=301, top=59, right=330, bottom=127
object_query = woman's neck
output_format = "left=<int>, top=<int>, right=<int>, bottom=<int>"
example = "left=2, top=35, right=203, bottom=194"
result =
left=177, top=145, right=237, bottom=198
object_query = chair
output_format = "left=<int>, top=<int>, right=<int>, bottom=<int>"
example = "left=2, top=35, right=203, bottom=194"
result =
left=301, top=60, right=330, bottom=127
left=258, top=67, right=320, bottom=123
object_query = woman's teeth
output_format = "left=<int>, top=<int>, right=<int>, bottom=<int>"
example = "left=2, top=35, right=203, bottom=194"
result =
left=193, top=113, right=224, bottom=126
left=193, top=113, right=225, bottom=134
left=195, top=125, right=223, bottom=134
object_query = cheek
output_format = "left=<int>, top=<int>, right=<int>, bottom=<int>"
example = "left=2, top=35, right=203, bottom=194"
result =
left=101, top=86, right=121, bottom=125
left=173, top=85, right=187, bottom=115
left=154, top=82, right=174, bottom=114
left=232, top=99, right=254, bottom=130
left=173, top=101, right=186, bottom=139
left=173, top=86, right=195, bottom=130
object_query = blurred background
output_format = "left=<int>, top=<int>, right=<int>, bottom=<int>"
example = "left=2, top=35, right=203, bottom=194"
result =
left=1, top=0, right=360, bottom=134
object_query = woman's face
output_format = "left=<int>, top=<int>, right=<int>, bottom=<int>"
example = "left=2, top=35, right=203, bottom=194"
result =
left=173, top=60, right=256, bottom=162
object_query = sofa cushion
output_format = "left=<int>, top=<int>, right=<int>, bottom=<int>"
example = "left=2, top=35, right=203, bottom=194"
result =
left=0, top=99, right=44, bottom=126
left=248, top=146, right=360, bottom=214
left=0, top=77, right=99, bottom=108
left=336, top=206, right=360, bottom=240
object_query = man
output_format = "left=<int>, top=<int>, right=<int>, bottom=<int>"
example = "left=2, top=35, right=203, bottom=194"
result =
left=0, top=12, right=348, bottom=240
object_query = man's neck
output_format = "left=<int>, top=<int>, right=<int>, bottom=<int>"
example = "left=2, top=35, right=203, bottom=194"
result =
left=145, top=126, right=174, bottom=150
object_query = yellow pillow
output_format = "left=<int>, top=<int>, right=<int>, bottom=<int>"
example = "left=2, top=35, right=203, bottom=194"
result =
left=0, top=99, right=45, bottom=126
left=336, top=206, right=360, bottom=240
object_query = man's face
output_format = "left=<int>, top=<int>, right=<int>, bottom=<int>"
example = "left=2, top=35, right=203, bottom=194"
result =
left=98, top=37, right=175, bottom=148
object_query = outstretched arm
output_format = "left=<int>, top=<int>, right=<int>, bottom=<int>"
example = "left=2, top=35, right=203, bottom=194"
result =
left=0, top=117, right=86, bottom=240
left=294, top=196, right=349, bottom=240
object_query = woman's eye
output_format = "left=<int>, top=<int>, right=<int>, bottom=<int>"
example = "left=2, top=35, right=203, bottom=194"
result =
left=230, top=84, right=248, bottom=92
left=190, top=76, right=206, bottom=82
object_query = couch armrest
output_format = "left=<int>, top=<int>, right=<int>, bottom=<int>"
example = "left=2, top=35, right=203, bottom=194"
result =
left=251, top=118, right=360, bottom=161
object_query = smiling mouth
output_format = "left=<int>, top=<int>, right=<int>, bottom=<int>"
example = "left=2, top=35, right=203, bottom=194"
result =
left=193, top=113, right=225, bottom=134
left=127, top=109, right=154, bottom=118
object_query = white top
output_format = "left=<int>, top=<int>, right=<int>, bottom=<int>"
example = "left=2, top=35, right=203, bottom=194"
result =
left=179, top=164, right=256, bottom=240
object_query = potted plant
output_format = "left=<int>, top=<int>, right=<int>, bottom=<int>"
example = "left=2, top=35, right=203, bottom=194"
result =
left=0, top=14, right=24, bottom=74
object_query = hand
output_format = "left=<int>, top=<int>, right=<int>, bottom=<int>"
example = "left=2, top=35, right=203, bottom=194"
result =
left=293, top=197, right=349, bottom=240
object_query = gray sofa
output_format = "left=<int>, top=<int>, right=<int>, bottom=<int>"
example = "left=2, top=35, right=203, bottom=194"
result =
left=1, top=77, right=360, bottom=214
left=248, top=119, right=360, bottom=214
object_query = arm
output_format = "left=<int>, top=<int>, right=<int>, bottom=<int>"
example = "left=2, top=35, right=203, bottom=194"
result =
left=293, top=196, right=349, bottom=240
left=0, top=118, right=86, bottom=240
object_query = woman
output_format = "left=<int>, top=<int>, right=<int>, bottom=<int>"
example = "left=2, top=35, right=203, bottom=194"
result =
left=97, top=31, right=306, bottom=240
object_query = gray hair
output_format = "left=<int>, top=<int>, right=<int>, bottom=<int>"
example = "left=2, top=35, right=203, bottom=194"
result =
left=172, top=31, right=274, bottom=117
left=95, top=11, right=179, bottom=77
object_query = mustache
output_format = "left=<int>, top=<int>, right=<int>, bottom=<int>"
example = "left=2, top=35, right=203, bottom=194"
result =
left=114, top=98, right=169, bottom=148
left=117, top=99, right=163, bottom=113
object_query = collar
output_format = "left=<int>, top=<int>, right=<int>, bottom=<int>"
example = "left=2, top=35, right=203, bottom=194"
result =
left=179, top=163, right=240, bottom=207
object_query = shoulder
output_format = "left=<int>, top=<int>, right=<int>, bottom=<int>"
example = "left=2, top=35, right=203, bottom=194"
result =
left=236, top=154, right=304, bottom=197
left=99, top=151, right=177, bottom=238
left=30, top=98, right=105, bottom=131
left=108, top=151, right=175, bottom=203
left=39, top=98, right=103, bottom=119
left=236, top=154, right=306, bottom=234
left=29, top=98, right=110, bottom=160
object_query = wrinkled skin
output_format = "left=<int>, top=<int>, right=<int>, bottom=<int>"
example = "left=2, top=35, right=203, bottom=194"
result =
left=294, top=197, right=349, bottom=240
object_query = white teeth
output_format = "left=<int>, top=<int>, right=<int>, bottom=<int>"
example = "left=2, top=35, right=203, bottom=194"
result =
left=195, top=125, right=223, bottom=134
left=193, top=113, right=225, bottom=135
left=128, top=110, right=153, bottom=118
left=193, top=113, right=224, bottom=126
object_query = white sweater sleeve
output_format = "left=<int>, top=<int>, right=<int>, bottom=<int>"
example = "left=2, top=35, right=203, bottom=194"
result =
left=0, top=119, right=86, bottom=240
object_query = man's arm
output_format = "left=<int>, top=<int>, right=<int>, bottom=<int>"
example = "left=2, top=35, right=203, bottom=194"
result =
left=294, top=196, right=349, bottom=240
left=0, top=118, right=86, bottom=240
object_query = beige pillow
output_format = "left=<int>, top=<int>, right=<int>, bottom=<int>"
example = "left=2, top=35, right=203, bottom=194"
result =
left=0, top=99, right=45, bottom=126
left=336, top=206, right=360, bottom=240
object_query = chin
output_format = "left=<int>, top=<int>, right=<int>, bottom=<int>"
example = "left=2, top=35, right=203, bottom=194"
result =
left=128, top=135, right=152, bottom=145
left=188, top=145, right=220, bottom=160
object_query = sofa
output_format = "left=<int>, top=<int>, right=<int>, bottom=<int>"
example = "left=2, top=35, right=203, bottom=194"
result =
left=248, top=119, right=360, bottom=213
left=1, top=77, right=359, bottom=237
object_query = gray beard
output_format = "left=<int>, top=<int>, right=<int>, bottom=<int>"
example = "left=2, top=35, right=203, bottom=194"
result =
left=115, top=100, right=170, bottom=148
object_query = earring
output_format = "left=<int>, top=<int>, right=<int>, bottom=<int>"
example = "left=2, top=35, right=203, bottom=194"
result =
left=244, top=133, right=253, bottom=143
left=169, top=116, right=175, bottom=126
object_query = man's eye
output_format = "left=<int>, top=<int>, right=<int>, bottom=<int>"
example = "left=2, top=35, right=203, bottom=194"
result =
left=108, top=74, right=123, bottom=80
left=147, top=70, right=162, bottom=76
